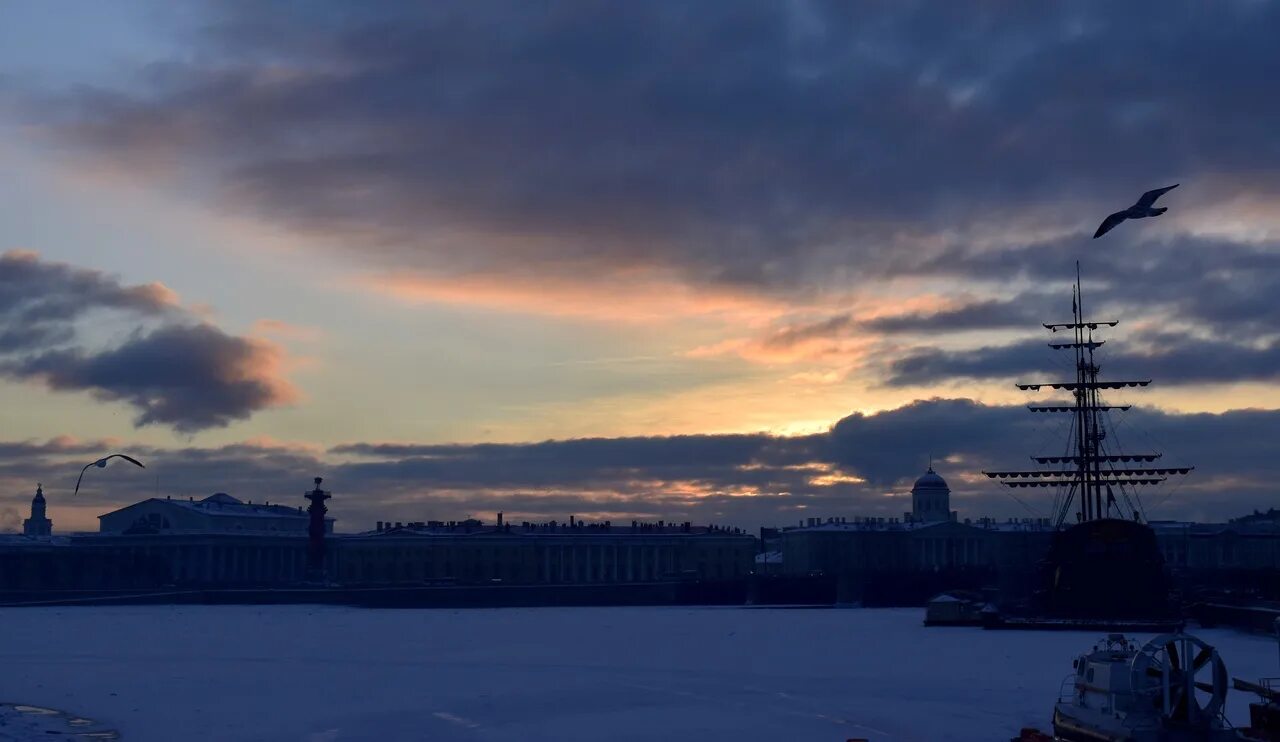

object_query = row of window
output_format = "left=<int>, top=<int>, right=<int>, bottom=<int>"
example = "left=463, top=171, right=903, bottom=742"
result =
left=338, top=543, right=749, bottom=584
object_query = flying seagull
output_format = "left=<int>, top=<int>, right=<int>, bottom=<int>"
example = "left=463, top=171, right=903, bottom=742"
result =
left=74, top=454, right=146, bottom=495
left=1093, top=184, right=1179, bottom=239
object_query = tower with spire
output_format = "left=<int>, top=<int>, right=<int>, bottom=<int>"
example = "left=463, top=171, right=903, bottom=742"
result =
left=23, top=483, right=52, bottom=537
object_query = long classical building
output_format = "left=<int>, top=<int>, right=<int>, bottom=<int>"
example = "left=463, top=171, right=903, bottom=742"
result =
left=780, top=469, right=1051, bottom=571
left=98, top=492, right=332, bottom=535
left=1, top=476, right=1274, bottom=598
left=338, top=517, right=752, bottom=585
left=776, top=469, right=1280, bottom=604
left=0, top=483, right=755, bottom=590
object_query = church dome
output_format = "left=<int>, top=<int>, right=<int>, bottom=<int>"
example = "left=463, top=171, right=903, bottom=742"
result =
left=912, top=468, right=949, bottom=491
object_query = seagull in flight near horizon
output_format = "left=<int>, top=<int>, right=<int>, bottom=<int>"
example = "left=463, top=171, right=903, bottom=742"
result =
left=1093, top=184, right=1179, bottom=239
left=74, top=453, right=145, bottom=495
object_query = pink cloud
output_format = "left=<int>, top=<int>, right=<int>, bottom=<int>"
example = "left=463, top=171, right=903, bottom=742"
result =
left=358, top=269, right=798, bottom=326
left=251, top=318, right=325, bottom=342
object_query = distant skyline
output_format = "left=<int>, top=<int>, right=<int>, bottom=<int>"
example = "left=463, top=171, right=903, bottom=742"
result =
left=2, top=1, right=1279, bottom=531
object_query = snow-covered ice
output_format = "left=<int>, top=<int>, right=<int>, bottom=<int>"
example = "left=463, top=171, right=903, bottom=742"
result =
left=1, top=605, right=1275, bottom=741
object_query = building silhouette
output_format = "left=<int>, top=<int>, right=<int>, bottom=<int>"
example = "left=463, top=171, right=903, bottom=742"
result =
left=910, top=467, right=952, bottom=523
left=22, top=484, right=52, bottom=537
left=0, top=481, right=754, bottom=589
left=98, top=492, right=327, bottom=534
left=0, top=475, right=1275, bottom=602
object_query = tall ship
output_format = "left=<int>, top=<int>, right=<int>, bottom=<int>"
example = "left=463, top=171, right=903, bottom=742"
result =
left=983, top=266, right=1193, bottom=628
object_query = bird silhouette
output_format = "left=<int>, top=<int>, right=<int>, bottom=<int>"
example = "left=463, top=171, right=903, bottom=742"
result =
left=74, top=454, right=146, bottom=495
left=1093, top=184, right=1179, bottom=239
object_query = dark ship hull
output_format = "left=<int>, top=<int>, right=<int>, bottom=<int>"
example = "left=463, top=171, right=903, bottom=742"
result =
left=985, top=516, right=1181, bottom=631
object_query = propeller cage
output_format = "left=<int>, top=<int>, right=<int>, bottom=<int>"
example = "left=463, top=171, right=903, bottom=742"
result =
left=1129, top=633, right=1228, bottom=723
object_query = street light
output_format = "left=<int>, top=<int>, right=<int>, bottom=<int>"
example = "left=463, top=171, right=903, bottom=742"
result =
left=74, top=454, right=146, bottom=495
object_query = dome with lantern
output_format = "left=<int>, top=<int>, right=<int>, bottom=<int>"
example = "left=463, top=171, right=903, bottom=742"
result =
left=911, top=466, right=952, bottom=523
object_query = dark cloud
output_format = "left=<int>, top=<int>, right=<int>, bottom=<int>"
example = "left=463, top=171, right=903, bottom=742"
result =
left=0, top=251, right=294, bottom=432
left=12, top=2, right=1280, bottom=399
left=333, top=433, right=829, bottom=500
left=0, top=250, right=175, bottom=351
left=14, top=1, right=1280, bottom=294
left=887, top=339, right=1068, bottom=387
left=6, top=324, right=293, bottom=433
left=0, top=437, right=116, bottom=460
left=758, top=315, right=858, bottom=350
left=886, top=333, right=1280, bottom=387
left=866, top=295, right=1063, bottom=335
left=728, top=230, right=1280, bottom=385
left=2, top=4, right=1279, bottom=522
left=335, top=400, right=1275, bottom=525
left=6, top=399, right=1271, bottom=531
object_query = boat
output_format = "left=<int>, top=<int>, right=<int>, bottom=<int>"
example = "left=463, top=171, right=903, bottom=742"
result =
left=984, top=265, right=1191, bottom=630
left=1013, top=627, right=1280, bottom=741
left=1054, top=633, right=1235, bottom=741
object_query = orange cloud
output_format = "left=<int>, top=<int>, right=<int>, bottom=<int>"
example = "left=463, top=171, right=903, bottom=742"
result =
left=685, top=293, right=955, bottom=366
left=134, top=281, right=182, bottom=309
left=686, top=333, right=878, bottom=366
left=251, top=318, right=325, bottom=342
left=357, top=269, right=798, bottom=326
left=238, top=336, right=302, bottom=407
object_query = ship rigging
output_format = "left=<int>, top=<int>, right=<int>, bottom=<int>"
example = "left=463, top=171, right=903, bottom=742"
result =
left=983, top=264, right=1194, bottom=529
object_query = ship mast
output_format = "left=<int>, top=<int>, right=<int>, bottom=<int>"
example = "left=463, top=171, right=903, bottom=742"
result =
left=982, top=263, right=1193, bottom=528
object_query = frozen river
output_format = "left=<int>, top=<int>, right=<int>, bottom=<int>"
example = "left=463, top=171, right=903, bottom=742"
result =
left=1, top=605, right=1275, bottom=741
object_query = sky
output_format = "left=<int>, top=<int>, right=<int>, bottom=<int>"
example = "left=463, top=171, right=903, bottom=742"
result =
left=1, top=1, right=1279, bottom=533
